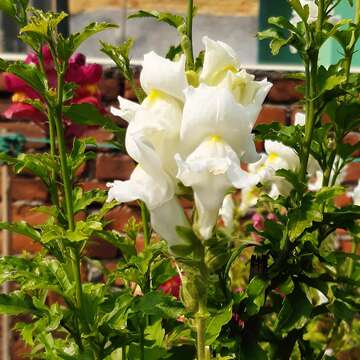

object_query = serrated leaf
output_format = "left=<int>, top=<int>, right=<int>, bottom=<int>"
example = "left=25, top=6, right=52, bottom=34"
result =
left=288, top=196, right=323, bottom=241
left=205, top=302, right=233, bottom=345
left=73, top=187, right=106, bottom=213
left=64, top=103, right=121, bottom=133
left=128, top=10, right=184, bottom=29
left=0, top=292, right=40, bottom=315
left=5, top=61, right=47, bottom=97
left=0, top=221, right=41, bottom=242
left=69, top=22, right=117, bottom=54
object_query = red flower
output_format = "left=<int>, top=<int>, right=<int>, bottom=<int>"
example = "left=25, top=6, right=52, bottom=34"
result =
left=159, top=275, right=181, bottom=299
left=3, top=46, right=105, bottom=140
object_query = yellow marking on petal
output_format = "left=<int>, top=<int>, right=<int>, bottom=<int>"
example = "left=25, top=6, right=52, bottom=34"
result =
left=222, top=65, right=238, bottom=73
left=83, top=84, right=99, bottom=95
left=12, top=92, right=28, bottom=103
left=268, top=153, right=279, bottom=163
left=147, top=89, right=163, bottom=103
left=210, top=135, right=222, bottom=143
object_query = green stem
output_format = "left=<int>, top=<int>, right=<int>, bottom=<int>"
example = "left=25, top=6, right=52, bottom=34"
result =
left=140, top=201, right=151, bottom=249
left=37, top=49, right=59, bottom=208
left=195, top=243, right=209, bottom=360
left=122, top=346, right=127, bottom=360
left=196, top=302, right=208, bottom=360
left=185, top=0, right=195, bottom=69
left=300, top=54, right=318, bottom=182
left=54, top=68, right=86, bottom=334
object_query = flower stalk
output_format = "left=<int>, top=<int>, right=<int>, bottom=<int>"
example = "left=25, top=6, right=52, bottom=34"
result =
left=185, top=0, right=195, bottom=69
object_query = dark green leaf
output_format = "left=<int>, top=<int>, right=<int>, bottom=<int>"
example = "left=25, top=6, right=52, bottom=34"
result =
left=275, top=286, right=312, bottom=333
left=205, top=302, right=233, bottom=345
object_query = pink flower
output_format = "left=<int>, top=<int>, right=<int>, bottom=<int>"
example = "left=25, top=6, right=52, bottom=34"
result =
left=266, top=213, right=278, bottom=222
left=159, top=275, right=182, bottom=299
left=252, top=213, right=264, bottom=232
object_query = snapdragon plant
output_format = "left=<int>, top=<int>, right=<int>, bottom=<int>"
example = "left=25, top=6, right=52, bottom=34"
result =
left=0, top=0, right=359, bottom=359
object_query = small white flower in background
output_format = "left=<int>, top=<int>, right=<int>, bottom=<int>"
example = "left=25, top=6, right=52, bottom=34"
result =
left=348, top=180, right=360, bottom=206
left=248, top=140, right=300, bottom=199
left=219, top=194, right=235, bottom=229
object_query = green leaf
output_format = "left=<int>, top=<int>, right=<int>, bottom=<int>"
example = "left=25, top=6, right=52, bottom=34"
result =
left=275, top=286, right=312, bottom=333
left=288, top=0, right=309, bottom=23
left=5, top=61, right=47, bottom=97
left=255, top=123, right=302, bottom=153
left=288, top=195, right=323, bottom=241
left=68, top=22, right=117, bottom=55
left=128, top=10, right=184, bottom=29
left=247, top=277, right=269, bottom=298
left=0, top=221, right=41, bottom=242
left=205, top=302, right=233, bottom=345
left=276, top=169, right=307, bottom=194
left=64, top=103, right=122, bottom=133
left=95, top=230, right=136, bottom=261
left=73, top=187, right=106, bottom=213
left=279, top=277, right=295, bottom=295
left=330, top=299, right=355, bottom=322
left=134, top=291, right=183, bottom=319
left=0, top=292, right=40, bottom=315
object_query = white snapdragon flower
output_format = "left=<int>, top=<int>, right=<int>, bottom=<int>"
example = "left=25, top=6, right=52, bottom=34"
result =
left=249, top=140, right=300, bottom=199
left=107, top=166, right=188, bottom=247
left=176, top=136, right=259, bottom=239
left=348, top=180, right=360, bottom=206
left=180, top=84, right=260, bottom=163
left=140, top=51, right=187, bottom=101
left=200, top=36, right=239, bottom=85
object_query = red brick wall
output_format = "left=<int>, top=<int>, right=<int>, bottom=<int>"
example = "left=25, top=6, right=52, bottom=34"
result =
left=0, top=68, right=359, bottom=359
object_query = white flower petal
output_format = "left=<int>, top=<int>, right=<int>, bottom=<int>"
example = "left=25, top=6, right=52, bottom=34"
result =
left=200, top=36, right=239, bottom=85
left=111, top=96, right=141, bottom=123
left=107, top=165, right=171, bottom=209
left=151, top=197, right=190, bottom=248
left=219, top=70, right=272, bottom=110
left=239, top=185, right=261, bottom=214
left=176, top=137, right=259, bottom=239
left=107, top=168, right=189, bottom=248
left=219, top=194, right=235, bottom=228
left=181, top=83, right=260, bottom=162
left=294, top=112, right=306, bottom=126
left=126, top=93, right=182, bottom=177
left=140, top=51, right=187, bottom=101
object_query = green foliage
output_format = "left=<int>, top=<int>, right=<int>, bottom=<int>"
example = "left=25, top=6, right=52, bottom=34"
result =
left=128, top=10, right=184, bottom=29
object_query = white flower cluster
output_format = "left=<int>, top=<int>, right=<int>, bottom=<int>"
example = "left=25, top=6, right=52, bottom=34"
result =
left=107, top=37, right=272, bottom=244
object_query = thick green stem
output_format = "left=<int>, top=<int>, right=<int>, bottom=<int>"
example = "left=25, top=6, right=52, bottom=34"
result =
left=300, top=54, right=318, bottom=182
left=196, top=301, right=208, bottom=360
left=54, top=68, right=86, bottom=334
left=185, top=0, right=195, bottom=69
left=195, top=243, right=209, bottom=360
